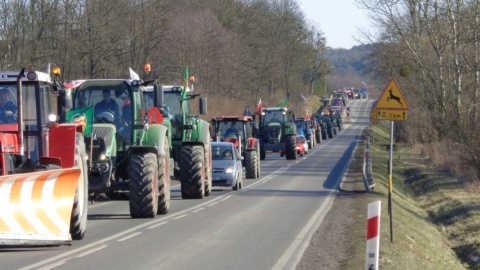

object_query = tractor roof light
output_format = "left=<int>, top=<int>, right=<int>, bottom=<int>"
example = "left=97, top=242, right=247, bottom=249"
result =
left=131, top=80, right=143, bottom=86
left=52, top=66, right=61, bottom=76
left=26, top=71, right=37, bottom=80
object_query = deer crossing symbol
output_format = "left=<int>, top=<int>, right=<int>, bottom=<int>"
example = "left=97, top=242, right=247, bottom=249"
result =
left=386, top=88, right=403, bottom=107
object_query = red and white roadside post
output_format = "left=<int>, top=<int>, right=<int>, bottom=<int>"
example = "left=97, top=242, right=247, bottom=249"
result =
left=366, top=201, right=381, bottom=270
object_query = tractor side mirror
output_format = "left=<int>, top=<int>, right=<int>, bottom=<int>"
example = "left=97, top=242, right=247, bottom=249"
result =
left=199, top=97, right=207, bottom=115
left=64, top=88, right=73, bottom=109
left=154, top=84, right=163, bottom=108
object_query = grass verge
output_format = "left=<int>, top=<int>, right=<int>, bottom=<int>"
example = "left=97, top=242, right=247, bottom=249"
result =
left=369, top=120, right=468, bottom=269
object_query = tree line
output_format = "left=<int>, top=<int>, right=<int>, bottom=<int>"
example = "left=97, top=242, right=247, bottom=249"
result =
left=0, top=0, right=330, bottom=114
left=358, top=0, right=480, bottom=181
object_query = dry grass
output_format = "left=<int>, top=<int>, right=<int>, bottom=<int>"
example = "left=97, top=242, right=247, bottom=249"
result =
left=368, top=121, right=469, bottom=269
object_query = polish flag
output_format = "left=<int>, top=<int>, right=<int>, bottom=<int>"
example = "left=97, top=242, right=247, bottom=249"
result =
left=255, top=98, right=263, bottom=115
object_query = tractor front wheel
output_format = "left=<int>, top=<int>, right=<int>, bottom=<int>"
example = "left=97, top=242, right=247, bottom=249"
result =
left=245, top=150, right=258, bottom=179
left=129, top=152, right=158, bottom=218
left=285, top=135, right=297, bottom=160
left=70, top=132, right=88, bottom=240
left=179, top=145, right=205, bottom=199
left=157, top=139, right=170, bottom=215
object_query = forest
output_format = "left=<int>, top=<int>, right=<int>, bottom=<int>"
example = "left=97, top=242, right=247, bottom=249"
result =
left=2, top=0, right=478, bottom=182
left=0, top=0, right=334, bottom=116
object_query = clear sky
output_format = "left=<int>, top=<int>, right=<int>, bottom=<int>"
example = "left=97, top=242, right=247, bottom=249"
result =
left=298, top=0, right=373, bottom=49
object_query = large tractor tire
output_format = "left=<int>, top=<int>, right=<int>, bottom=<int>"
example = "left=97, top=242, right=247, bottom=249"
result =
left=285, top=135, right=297, bottom=160
left=129, top=152, right=158, bottom=218
left=260, top=145, right=266, bottom=160
left=245, top=150, right=258, bottom=179
left=157, top=139, right=170, bottom=215
left=204, top=144, right=212, bottom=197
left=307, top=134, right=314, bottom=149
left=70, top=132, right=89, bottom=240
left=316, top=131, right=321, bottom=144
left=179, top=145, right=205, bottom=199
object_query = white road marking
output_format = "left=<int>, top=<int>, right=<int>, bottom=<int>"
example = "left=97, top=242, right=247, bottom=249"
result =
left=75, top=245, right=108, bottom=257
left=118, top=232, right=142, bottom=242
left=192, top=207, right=205, bottom=213
left=173, top=214, right=188, bottom=220
left=147, top=221, right=168, bottom=229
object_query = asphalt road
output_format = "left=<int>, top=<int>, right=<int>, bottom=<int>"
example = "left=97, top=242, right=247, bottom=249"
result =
left=0, top=98, right=374, bottom=270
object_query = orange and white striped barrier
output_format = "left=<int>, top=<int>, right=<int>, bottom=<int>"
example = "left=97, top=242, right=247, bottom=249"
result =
left=0, top=168, right=81, bottom=246
left=366, top=200, right=381, bottom=270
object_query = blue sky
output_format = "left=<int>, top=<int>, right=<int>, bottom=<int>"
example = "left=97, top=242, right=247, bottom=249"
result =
left=298, top=0, right=373, bottom=49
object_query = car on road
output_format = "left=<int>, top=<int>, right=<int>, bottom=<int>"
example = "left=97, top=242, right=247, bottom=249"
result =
left=280, top=135, right=308, bottom=157
left=211, top=142, right=244, bottom=190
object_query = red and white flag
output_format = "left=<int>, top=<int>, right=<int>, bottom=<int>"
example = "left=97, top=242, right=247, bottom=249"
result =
left=255, top=98, right=263, bottom=115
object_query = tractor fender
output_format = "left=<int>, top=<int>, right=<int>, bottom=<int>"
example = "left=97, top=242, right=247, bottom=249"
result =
left=186, top=118, right=210, bottom=145
left=246, top=137, right=258, bottom=150
left=47, top=124, right=83, bottom=168
left=132, top=124, right=168, bottom=158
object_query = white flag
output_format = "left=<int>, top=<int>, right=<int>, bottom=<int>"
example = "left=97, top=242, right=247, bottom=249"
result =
left=129, top=67, right=140, bottom=80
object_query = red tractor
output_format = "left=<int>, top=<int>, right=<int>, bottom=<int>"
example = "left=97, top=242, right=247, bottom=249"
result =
left=212, top=116, right=260, bottom=179
left=0, top=68, right=88, bottom=246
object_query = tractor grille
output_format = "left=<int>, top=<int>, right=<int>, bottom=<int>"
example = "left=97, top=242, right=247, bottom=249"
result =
left=91, top=126, right=114, bottom=147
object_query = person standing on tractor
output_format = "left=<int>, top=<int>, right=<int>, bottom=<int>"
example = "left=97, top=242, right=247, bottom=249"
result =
left=0, top=88, right=17, bottom=123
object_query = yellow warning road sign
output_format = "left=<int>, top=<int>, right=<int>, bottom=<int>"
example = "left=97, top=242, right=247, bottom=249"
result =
left=375, top=79, right=409, bottom=110
left=376, top=109, right=407, bottom=121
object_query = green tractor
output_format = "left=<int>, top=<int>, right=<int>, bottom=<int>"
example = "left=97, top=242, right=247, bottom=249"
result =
left=143, top=83, right=212, bottom=199
left=61, top=79, right=171, bottom=218
left=256, top=107, right=297, bottom=160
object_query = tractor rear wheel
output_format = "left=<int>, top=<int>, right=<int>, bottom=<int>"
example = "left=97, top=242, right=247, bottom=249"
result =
left=260, top=146, right=266, bottom=160
left=316, top=131, right=321, bottom=144
left=157, top=139, right=170, bottom=215
left=285, top=135, right=297, bottom=160
left=129, top=152, right=158, bottom=218
left=322, top=129, right=327, bottom=140
left=245, top=150, right=258, bottom=179
left=307, top=134, right=313, bottom=149
left=70, top=132, right=88, bottom=240
left=179, top=145, right=205, bottom=199
left=204, top=144, right=212, bottom=197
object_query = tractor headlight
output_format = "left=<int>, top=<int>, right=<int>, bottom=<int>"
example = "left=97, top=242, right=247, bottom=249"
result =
left=100, top=154, right=107, bottom=160
left=48, top=114, right=58, bottom=123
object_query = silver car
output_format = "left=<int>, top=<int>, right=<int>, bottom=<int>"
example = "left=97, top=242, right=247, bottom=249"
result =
left=211, top=142, right=244, bottom=190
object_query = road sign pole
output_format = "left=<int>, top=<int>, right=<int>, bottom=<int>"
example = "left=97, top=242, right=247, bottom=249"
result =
left=388, top=120, right=394, bottom=242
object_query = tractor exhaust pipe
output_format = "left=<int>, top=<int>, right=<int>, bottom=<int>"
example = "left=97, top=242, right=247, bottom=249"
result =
left=16, top=68, right=24, bottom=155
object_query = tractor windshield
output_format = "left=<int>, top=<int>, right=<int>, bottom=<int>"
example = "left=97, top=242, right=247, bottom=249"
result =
left=263, top=111, right=284, bottom=125
left=73, top=81, right=132, bottom=129
left=217, top=121, right=244, bottom=140
left=0, top=81, right=56, bottom=164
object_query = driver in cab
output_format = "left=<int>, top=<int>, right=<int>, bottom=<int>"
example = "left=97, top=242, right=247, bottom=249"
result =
left=95, top=89, right=120, bottom=123
left=0, top=88, right=17, bottom=123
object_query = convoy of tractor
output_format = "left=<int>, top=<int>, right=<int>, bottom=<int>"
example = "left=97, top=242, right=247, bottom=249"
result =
left=0, top=65, right=350, bottom=247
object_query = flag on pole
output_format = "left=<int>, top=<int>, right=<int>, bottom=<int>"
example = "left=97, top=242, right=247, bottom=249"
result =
left=129, top=67, right=140, bottom=80
left=277, top=98, right=288, bottom=107
left=255, top=98, right=263, bottom=115
left=182, top=66, right=189, bottom=99
left=66, top=106, right=94, bottom=136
